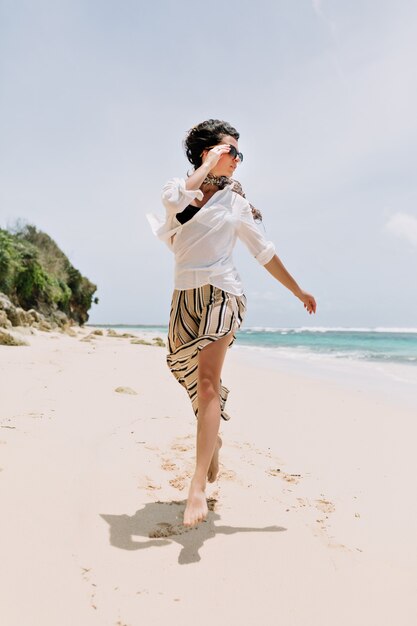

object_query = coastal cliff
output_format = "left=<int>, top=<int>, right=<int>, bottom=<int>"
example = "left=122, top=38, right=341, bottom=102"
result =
left=0, top=223, right=97, bottom=342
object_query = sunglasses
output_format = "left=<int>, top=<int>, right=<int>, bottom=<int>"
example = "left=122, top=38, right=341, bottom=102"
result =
left=228, top=144, right=244, bottom=162
left=204, top=144, right=244, bottom=162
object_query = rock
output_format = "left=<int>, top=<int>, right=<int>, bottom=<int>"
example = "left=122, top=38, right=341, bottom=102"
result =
left=0, top=293, right=13, bottom=311
left=51, top=310, right=69, bottom=327
left=27, top=309, right=41, bottom=322
left=0, top=291, right=81, bottom=335
left=0, top=310, right=11, bottom=328
left=107, top=329, right=136, bottom=338
left=6, top=306, right=29, bottom=326
left=0, top=295, right=39, bottom=327
left=0, top=329, right=28, bottom=346
left=115, top=386, right=138, bottom=395
left=80, top=333, right=99, bottom=342
left=11, top=326, right=35, bottom=336
left=130, top=337, right=166, bottom=347
left=92, top=329, right=103, bottom=336
left=37, top=320, right=53, bottom=332
left=63, top=325, right=77, bottom=337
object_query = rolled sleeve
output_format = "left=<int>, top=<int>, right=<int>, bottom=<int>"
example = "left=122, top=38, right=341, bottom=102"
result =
left=161, top=177, right=203, bottom=215
left=237, top=202, right=276, bottom=265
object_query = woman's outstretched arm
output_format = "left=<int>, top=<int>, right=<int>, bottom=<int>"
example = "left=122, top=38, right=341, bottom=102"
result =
left=263, top=255, right=317, bottom=315
left=236, top=198, right=317, bottom=315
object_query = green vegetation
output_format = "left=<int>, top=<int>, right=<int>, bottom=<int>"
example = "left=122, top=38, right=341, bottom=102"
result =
left=0, top=223, right=98, bottom=324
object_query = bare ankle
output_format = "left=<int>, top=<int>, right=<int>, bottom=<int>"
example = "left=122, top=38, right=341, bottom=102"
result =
left=191, top=474, right=207, bottom=490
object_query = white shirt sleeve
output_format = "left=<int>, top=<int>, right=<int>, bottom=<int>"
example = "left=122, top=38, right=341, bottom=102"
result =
left=161, top=177, right=204, bottom=215
left=237, top=202, right=276, bottom=265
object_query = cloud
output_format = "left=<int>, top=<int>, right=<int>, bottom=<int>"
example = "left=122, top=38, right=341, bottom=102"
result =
left=311, top=0, right=337, bottom=38
left=385, top=212, right=417, bottom=247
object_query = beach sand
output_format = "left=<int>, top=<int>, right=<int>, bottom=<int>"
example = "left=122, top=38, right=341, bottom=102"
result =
left=1, top=327, right=416, bottom=626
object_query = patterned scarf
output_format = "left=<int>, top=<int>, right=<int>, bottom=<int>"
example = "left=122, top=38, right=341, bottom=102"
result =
left=202, top=173, right=262, bottom=222
left=202, top=173, right=231, bottom=189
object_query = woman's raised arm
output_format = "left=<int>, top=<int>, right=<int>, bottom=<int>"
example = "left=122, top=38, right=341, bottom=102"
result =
left=185, top=144, right=231, bottom=190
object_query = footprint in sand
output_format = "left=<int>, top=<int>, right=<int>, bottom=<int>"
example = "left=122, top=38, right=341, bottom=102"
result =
left=282, top=473, right=301, bottom=484
left=230, top=440, right=284, bottom=472
left=229, top=441, right=253, bottom=451
left=149, top=521, right=188, bottom=538
left=169, top=472, right=192, bottom=491
left=267, top=468, right=302, bottom=484
left=241, top=457, right=255, bottom=466
left=315, top=498, right=335, bottom=515
left=80, top=567, right=98, bottom=610
left=148, top=499, right=218, bottom=538
left=312, top=498, right=339, bottom=544
left=169, top=434, right=195, bottom=453
left=218, top=468, right=237, bottom=481
left=171, top=443, right=192, bottom=452
left=138, top=475, right=161, bottom=491
left=161, top=459, right=178, bottom=472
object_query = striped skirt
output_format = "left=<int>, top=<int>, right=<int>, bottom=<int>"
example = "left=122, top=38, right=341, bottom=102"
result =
left=167, top=284, right=247, bottom=421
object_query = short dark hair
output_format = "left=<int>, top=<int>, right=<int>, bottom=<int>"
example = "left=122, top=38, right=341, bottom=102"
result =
left=184, top=119, right=239, bottom=169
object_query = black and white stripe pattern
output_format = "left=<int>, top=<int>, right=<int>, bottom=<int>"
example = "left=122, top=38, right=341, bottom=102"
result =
left=167, top=284, right=247, bottom=421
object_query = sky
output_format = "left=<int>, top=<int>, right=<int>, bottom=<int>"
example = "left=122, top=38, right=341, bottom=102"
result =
left=1, top=0, right=416, bottom=328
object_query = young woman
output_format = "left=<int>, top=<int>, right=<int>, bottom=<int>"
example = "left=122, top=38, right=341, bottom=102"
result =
left=147, top=119, right=316, bottom=527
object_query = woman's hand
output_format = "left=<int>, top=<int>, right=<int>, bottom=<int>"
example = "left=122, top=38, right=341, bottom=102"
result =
left=204, top=144, right=231, bottom=170
left=297, top=290, right=317, bottom=315
left=185, top=144, right=231, bottom=191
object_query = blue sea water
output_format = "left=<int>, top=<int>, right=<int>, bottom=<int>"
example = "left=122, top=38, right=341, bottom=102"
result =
left=92, top=325, right=417, bottom=367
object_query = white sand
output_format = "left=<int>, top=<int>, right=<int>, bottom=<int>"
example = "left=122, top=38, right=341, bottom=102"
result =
left=1, top=327, right=416, bottom=626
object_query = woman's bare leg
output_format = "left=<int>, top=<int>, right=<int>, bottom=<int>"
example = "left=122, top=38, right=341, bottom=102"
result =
left=183, top=332, right=233, bottom=527
left=207, top=434, right=222, bottom=483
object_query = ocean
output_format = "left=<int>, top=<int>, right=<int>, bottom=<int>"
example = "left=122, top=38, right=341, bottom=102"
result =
left=93, top=326, right=417, bottom=367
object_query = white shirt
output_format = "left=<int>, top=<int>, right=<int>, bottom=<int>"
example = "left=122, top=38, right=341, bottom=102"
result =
left=146, top=177, right=276, bottom=296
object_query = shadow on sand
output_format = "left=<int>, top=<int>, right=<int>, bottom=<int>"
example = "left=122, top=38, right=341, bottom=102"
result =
left=101, top=498, right=286, bottom=564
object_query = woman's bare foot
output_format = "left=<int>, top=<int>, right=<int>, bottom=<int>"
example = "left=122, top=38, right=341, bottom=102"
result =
left=207, top=435, right=222, bottom=483
left=183, top=477, right=208, bottom=527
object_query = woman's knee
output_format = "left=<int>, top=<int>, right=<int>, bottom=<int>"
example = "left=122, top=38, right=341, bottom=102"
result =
left=198, top=375, right=219, bottom=402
